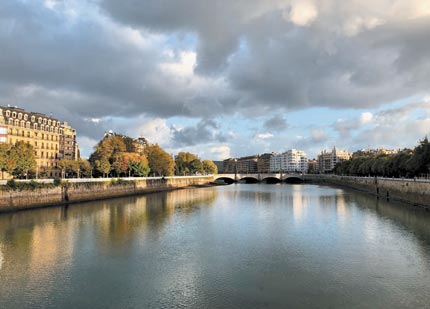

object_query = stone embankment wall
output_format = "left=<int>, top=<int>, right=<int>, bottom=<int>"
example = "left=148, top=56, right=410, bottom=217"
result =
left=0, top=176, right=214, bottom=213
left=305, top=175, right=430, bottom=208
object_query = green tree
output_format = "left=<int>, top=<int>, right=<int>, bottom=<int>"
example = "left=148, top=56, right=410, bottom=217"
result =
left=0, top=143, right=11, bottom=179
left=10, top=141, right=36, bottom=179
left=202, top=160, right=218, bottom=174
left=96, top=158, right=111, bottom=177
left=78, top=159, right=92, bottom=178
left=175, top=152, right=203, bottom=175
left=145, top=144, right=175, bottom=176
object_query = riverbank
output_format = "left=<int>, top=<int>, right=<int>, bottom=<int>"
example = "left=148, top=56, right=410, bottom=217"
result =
left=305, top=174, right=430, bottom=209
left=0, top=176, right=214, bottom=213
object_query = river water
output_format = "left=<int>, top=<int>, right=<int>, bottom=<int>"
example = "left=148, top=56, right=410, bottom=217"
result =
left=1, top=184, right=430, bottom=308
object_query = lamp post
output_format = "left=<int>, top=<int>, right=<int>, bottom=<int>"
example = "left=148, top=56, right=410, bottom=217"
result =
left=234, top=158, right=238, bottom=183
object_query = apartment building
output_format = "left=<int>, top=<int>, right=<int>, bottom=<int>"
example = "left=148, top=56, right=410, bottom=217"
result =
left=0, top=105, right=79, bottom=177
left=317, top=147, right=351, bottom=173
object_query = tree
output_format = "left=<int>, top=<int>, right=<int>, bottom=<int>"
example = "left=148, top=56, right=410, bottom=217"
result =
left=0, top=143, right=11, bottom=179
left=78, top=159, right=92, bottom=178
left=10, top=141, right=36, bottom=179
left=145, top=144, right=175, bottom=176
left=202, top=160, right=218, bottom=174
left=97, top=158, right=111, bottom=177
left=175, top=152, right=203, bottom=175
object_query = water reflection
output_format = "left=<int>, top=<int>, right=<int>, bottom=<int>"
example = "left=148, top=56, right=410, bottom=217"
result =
left=0, top=184, right=430, bottom=308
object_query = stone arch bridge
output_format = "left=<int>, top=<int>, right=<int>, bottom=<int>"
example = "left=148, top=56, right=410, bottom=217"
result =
left=214, top=173, right=304, bottom=184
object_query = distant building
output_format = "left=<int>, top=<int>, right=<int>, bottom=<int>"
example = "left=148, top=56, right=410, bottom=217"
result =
left=133, top=137, right=149, bottom=154
left=269, top=149, right=308, bottom=173
left=222, top=158, right=237, bottom=173
left=270, top=152, right=282, bottom=172
left=61, top=122, right=79, bottom=161
left=307, top=159, right=318, bottom=174
left=237, top=155, right=258, bottom=173
left=352, top=148, right=398, bottom=157
left=257, top=153, right=273, bottom=174
left=317, top=147, right=351, bottom=173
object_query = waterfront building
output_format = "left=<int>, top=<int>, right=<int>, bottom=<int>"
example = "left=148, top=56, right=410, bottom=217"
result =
left=269, top=152, right=281, bottom=172
left=270, top=150, right=308, bottom=173
left=307, top=159, right=318, bottom=173
left=257, top=153, right=273, bottom=174
left=237, top=155, right=259, bottom=173
left=0, top=105, right=79, bottom=177
left=61, top=122, right=79, bottom=161
left=223, top=158, right=237, bottom=173
left=317, top=147, right=351, bottom=173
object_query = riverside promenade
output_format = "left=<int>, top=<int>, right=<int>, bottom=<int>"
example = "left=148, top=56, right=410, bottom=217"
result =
left=0, top=176, right=214, bottom=213
left=305, top=174, right=430, bottom=208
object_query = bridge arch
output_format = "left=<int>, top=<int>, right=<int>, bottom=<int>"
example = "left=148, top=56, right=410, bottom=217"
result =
left=214, top=176, right=235, bottom=184
left=285, top=176, right=304, bottom=184
left=261, top=177, right=281, bottom=184
left=239, top=177, right=259, bottom=184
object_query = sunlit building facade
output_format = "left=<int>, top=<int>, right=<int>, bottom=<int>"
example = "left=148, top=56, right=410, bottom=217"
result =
left=0, top=105, right=79, bottom=177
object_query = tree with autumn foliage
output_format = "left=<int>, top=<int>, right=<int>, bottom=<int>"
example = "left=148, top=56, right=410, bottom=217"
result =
left=10, top=141, right=36, bottom=179
left=144, top=144, right=175, bottom=176
left=202, top=160, right=218, bottom=174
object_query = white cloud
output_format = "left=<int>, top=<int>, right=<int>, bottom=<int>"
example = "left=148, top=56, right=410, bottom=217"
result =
left=209, top=146, right=231, bottom=160
left=287, top=0, right=318, bottom=26
left=131, top=118, right=172, bottom=147
left=256, top=133, right=274, bottom=140
left=360, top=112, right=373, bottom=124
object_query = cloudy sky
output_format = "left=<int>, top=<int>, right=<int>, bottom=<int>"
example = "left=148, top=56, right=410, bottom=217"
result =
left=1, top=0, right=430, bottom=159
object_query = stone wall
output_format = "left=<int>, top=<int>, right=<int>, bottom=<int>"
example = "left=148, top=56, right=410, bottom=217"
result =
left=0, top=176, right=214, bottom=213
left=305, top=175, right=430, bottom=208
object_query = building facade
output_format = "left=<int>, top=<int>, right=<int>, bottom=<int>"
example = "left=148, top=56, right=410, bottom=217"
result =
left=0, top=106, right=79, bottom=177
left=269, top=149, right=308, bottom=173
left=237, top=155, right=259, bottom=173
left=257, top=153, right=273, bottom=174
left=317, top=147, right=351, bottom=173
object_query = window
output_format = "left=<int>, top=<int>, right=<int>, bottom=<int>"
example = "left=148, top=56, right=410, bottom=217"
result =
left=38, top=117, right=42, bottom=124
left=33, top=123, right=38, bottom=130
left=31, top=116, right=35, bottom=122
left=20, top=120, right=25, bottom=127
left=27, top=131, right=30, bottom=137
left=48, top=120, right=51, bottom=126
left=18, top=113, right=22, bottom=119
left=14, top=119, right=19, bottom=126
left=12, top=112, right=16, bottom=118
left=0, top=137, right=5, bottom=143
left=8, top=119, right=13, bottom=125
left=24, top=114, right=28, bottom=120
left=6, top=111, right=10, bottom=117
left=26, top=122, right=30, bottom=129
left=43, top=118, right=47, bottom=124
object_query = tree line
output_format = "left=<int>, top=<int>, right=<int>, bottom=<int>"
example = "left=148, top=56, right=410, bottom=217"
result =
left=0, top=134, right=218, bottom=179
left=335, top=137, right=430, bottom=178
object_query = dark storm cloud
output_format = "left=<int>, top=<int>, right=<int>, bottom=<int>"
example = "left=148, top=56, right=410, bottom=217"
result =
left=1, top=0, right=430, bottom=144
left=171, top=119, right=227, bottom=147
left=263, top=115, right=288, bottom=131
left=100, top=0, right=430, bottom=111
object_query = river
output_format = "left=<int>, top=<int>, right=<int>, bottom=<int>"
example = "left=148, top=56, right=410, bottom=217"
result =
left=1, top=184, right=430, bottom=308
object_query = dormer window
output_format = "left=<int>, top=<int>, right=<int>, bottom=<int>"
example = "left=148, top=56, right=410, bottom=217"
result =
left=12, top=112, right=16, bottom=118
left=18, top=113, right=22, bottom=119
left=24, top=114, right=28, bottom=120
left=6, top=111, right=10, bottom=117
left=31, top=116, right=35, bottom=122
